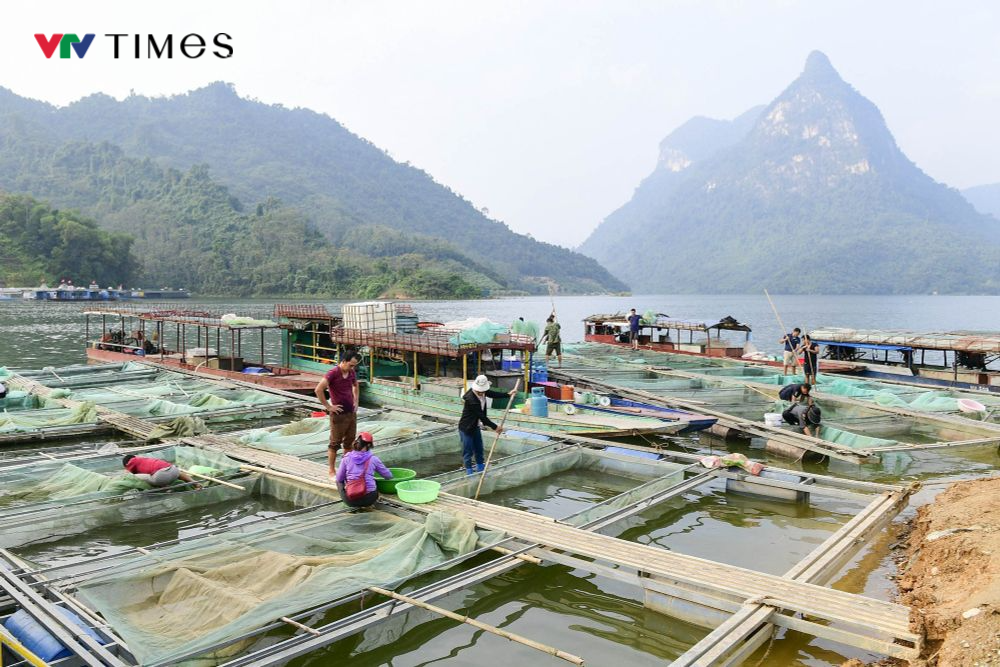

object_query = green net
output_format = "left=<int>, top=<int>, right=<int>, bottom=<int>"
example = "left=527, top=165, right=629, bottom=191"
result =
left=239, top=413, right=441, bottom=457
left=816, top=425, right=897, bottom=450
left=0, top=447, right=241, bottom=513
left=511, top=319, right=540, bottom=342
left=145, top=416, right=209, bottom=440
left=448, top=321, right=507, bottom=345
left=0, top=390, right=49, bottom=409
left=0, top=402, right=98, bottom=433
left=75, top=509, right=494, bottom=665
left=0, top=475, right=335, bottom=553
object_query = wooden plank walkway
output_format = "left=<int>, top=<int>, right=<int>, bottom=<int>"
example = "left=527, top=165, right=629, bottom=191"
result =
left=428, top=493, right=918, bottom=659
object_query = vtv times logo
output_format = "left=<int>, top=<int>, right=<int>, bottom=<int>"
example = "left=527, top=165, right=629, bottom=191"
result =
left=34, top=33, right=233, bottom=59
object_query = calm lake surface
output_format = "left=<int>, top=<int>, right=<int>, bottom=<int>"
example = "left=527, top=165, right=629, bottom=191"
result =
left=0, top=293, right=997, bottom=666
left=2, top=293, right=998, bottom=369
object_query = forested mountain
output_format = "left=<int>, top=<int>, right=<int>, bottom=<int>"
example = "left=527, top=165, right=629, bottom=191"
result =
left=0, top=83, right=625, bottom=295
left=579, top=51, right=1000, bottom=294
left=0, top=193, right=137, bottom=287
left=962, top=183, right=1000, bottom=220
left=0, top=137, right=488, bottom=297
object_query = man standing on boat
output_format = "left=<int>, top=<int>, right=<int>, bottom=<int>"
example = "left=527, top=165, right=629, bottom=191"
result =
left=779, top=327, right=802, bottom=376
left=459, top=375, right=517, bottom=476
left=627, top=308, right=642, bottom=350
left=542, top=315, right=563, bottom=367
left=799, top=334, right=820, bottom=384
left=315, top=351, right=361, bottom=479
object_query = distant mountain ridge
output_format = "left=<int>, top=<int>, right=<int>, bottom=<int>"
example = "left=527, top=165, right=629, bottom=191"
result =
left=580, top=51, right=1000, bottom=294
left=0, top=83, right=625, bottom=295
left=963, top=183, right=1000, bottom=220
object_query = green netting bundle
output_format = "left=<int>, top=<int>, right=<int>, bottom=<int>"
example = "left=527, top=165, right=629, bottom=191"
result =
left=511, top=319, right=540, bottom=342
left=0, top=464, right=152, bottom=507
left=0, top=401, right=98, bottom=433
left=816, top=425, right=897, bottom=449
left=145, top=416, right=209, bottom=440
left=448, top=321, right=507, bottom=345
left=640, top=310, right=656, bottom=325
left=76, top=510, right=494, bottom=666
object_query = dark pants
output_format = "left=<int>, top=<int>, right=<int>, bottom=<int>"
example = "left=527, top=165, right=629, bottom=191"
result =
left=782, top=404, right=808, bottom=428
left=337, top=482, right=378, bottom=508
left=459, top=428, right=484, bottom=470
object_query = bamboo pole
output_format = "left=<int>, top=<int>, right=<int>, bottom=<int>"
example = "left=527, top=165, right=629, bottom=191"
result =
left=281, top=616, right=321, bottom=636
left=474, top=379, right=521, bottom=500
left=180, top=469, right=245, bottom=491
left=368, top=586, right=584, bottom=665
left=239, top=464, right=341, bottom=493
left=764, top=289, right=801, bottom=372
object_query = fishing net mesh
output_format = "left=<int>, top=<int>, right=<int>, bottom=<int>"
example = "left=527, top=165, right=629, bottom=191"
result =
left=0, top=475, right=335, bottom=552
left=75, top=509, right=495, bottom=666
left=0, top=447, right=241, bottom=512
left=238, top=412, right=438, bottom=456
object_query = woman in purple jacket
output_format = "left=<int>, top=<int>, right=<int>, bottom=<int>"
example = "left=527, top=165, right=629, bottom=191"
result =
left=335, top=431, right=392, bottom=508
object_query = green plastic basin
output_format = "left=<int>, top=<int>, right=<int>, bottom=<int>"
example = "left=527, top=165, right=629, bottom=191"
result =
left=395, top=480, right=441, bottom=504
left=374, top=467, right=416, bottom=494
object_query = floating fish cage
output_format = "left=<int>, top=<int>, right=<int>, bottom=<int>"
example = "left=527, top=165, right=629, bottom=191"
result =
left=0, top=360, right=922, bottom=667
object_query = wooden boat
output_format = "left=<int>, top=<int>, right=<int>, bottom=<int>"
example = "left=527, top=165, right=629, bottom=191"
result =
left=810, top=327, right=1000, bottom=393
left=362, top=378, right=690, bottom=438
left=83, top=304, right=324, bottom=392
left=582, top=313, right=860, bottom=373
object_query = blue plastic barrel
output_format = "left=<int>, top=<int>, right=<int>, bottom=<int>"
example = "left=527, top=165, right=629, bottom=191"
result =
left=3, top=608, right=104, bottom=661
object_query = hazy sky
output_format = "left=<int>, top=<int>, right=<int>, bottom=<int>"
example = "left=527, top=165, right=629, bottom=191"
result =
left=6, top=1, right=1000, bottom=247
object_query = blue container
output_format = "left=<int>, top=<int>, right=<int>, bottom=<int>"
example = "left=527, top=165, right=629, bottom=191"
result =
left=3, top=608, right=104, bottom=661
left=530, top=393, right=549, bottom=418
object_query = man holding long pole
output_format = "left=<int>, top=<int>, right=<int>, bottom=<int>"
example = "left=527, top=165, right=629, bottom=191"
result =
left=459, top=374, right=517, bottom=476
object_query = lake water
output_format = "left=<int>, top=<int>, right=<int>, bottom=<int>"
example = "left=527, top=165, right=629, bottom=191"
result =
left=2, top=293, right=998, bottom=369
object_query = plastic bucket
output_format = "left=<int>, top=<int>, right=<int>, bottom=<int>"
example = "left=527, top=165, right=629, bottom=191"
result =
left=764, top=412, right=783, bottom=427
left=957, top=398, right=987, bottom=413
left=375, top=467, right=417, bottom=494
left=560, top=385, right=575, bottom=400
left=395, top=480, right=441, bottom=504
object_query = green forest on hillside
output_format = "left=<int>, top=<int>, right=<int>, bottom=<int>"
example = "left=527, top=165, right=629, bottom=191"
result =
left=0, top=83, right=626, bottom=295
left=0, top=138, right=482, bottom=297
left=0, top=194, right=137, bottom=287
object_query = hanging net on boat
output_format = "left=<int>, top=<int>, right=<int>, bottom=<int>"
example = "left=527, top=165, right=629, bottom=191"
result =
left=0, top=446, right=241, bottom=513
left=445, top=319, right=507, bottom=345
left=75, top=509, right=495, bottom=666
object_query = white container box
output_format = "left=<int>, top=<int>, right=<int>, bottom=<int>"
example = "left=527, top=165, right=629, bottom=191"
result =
left=342, top=301, right=397, bottom=333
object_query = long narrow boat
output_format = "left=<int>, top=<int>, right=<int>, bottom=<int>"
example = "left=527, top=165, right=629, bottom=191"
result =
left=583, top=312, right=863, bottom=373
left=810, top=327, right=1000, bottom=392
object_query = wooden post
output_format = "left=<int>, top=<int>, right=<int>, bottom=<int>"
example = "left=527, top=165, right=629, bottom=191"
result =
left=367, top=586, right=584, bottom=665
left=462, top=354, right=468, bottom=392
left=413, top=352, right=419, bottom=389
left=370, top=346, right=375, bottom=383
left=474, top=379, right=521, bottom=500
